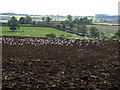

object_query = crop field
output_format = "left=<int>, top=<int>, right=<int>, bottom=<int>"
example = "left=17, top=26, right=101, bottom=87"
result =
left=87, top=25, right=118, bottom=35
left=2, top=36, right=120, bottom=89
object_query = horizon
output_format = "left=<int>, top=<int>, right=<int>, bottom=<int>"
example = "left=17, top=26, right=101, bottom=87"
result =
left=0, top=12, right=118, bottom=17
left=0, top=0, right=119, bottom=16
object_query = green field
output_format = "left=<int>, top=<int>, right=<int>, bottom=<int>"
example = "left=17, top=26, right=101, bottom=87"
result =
left=1, top=25, right=118, bottom=39
left=87, top=25, right=118, bottom=35
left=1, top=27, right=86, bottom=39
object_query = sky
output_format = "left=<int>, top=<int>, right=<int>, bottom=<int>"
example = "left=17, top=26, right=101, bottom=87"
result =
left=0, top=0, right=120, bottom=16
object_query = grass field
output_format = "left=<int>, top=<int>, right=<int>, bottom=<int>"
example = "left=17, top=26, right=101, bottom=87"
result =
left=1, top=27, right=86, bottom=39
left=1, top=25, right=118, bottom=39
left=87, top=25, right=118, bottom=35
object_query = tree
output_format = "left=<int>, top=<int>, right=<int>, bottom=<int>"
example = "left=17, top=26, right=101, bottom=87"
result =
left=67, top=15, right=72, bottom=23
left=61, top=21, right=66, bottom=28
left=115, top=30, right=120, bottom=37
left=83, top=17, right=92, bottom=25
left=100, top=32, right=106, bottom=40
left=65, top=20, right=69, bottom=28
left=26, top=16, right=32, bottom=24
left=101, top=32, right=106, bottom=37
left=32, top=21, right=36, bottom=25
left=17, top=24, right=20, bottom=30
left=73, top=18, right=79, bottom=24
left=42, top=17, right=45, bottom=22
left=79, top=17, right=92, bottom=25
left=19, top=17, right=26, bottom=24
left=56, top=24, right=62, bottom=28
left=46, top=17, right=51, bottom=23
left=90, top=26, right=100, bottom=37
left=46, top=33, right=56, bottom=38
left=76, top=24, right=88, bottom=35
left=69, top=22, right=74, bottom=29
left=8, top=17, right=20, bottom=31
left=109, top=35, right=118, bottom=41
left=79, top=18, right=84, bottom=24
left=76, top=25, right=80, bottom=29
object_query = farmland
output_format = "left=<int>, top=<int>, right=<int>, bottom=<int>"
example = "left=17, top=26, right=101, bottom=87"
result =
left=1, top=13, right=119, bottom=40
left=2, top=36, right=120, bottom=89
left=87, top=25, right=118, bottom=35
left=1, top=13, right=120, bottom=89
left=1, top=25, right=119, bottom=38
left=1, top=27, right=87, bottom=39
left=0, top=13, right=118, bottom=23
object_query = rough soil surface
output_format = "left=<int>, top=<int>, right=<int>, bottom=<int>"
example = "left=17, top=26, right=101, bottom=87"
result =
left=2, top=36, right=120, bottom=90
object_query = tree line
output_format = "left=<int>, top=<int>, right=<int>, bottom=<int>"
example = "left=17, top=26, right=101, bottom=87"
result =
left=7, top=16, right=52, bottom=31
left=60, top=15, right=101, bottom=38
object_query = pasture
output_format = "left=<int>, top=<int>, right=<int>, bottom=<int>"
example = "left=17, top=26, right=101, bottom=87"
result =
left=1, top=25, right=119, bottom=40
left=1, top=27, right=86, bottom=39
left=87, top=25, right=118, bottom=35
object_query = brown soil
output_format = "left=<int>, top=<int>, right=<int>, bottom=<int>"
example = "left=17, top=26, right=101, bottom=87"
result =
left=2, top=36, right=120, bottom=90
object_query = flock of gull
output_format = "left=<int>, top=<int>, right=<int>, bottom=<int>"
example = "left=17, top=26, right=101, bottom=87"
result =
left=1, top=36, right=110, bottom=47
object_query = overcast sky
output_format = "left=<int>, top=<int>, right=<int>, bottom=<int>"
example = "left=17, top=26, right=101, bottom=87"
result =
left=0, top=0, right=119, bottom=16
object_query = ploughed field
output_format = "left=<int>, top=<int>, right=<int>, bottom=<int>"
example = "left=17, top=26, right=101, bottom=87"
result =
left=2, top=36, right=120, bottom=89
